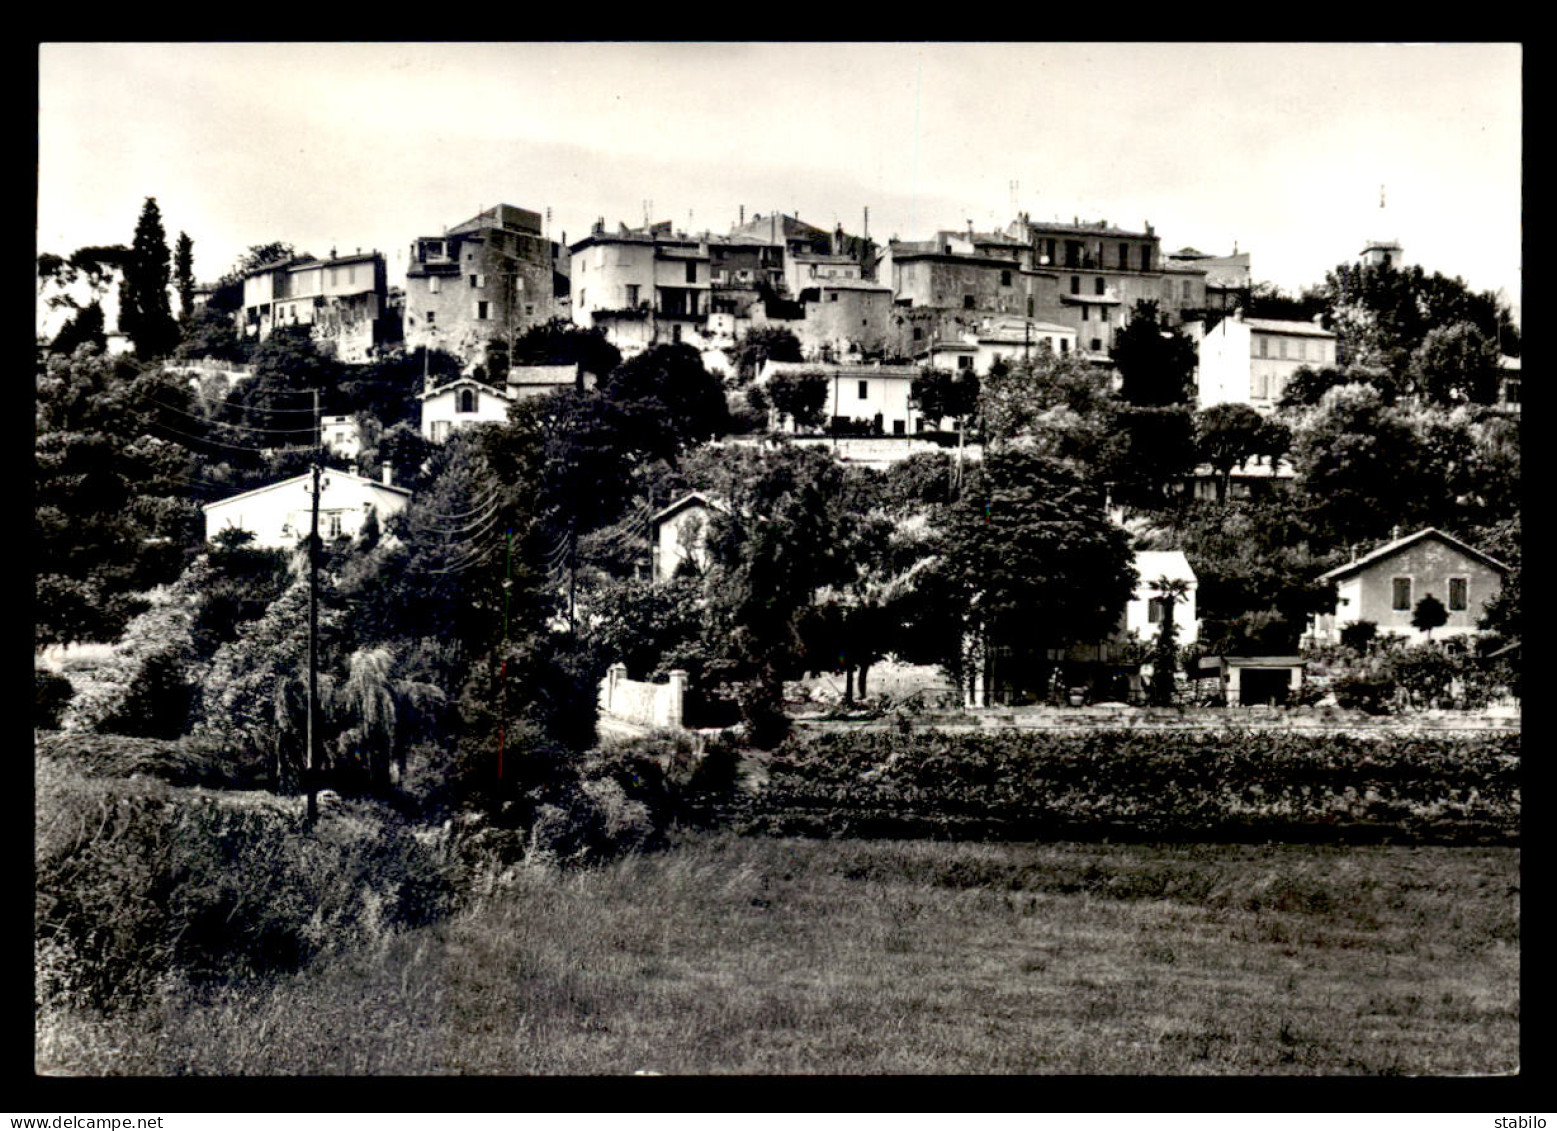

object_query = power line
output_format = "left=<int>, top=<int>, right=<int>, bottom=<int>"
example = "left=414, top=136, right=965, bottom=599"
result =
left=148, top=420, right=305, bottom=455
left=147, top=395, right=322, bottom=436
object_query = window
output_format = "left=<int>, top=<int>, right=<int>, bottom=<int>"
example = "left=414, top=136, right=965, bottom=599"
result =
left=1090, top=338, right=1101, bottom=352
left=1001, top=270, right=1012, bottom=287
left=326, top=513, right=343, bottom=539
left=956, top=355, right=973, bottom=370
left=469, top=274, right=481, bottom=289
left=426, top=311, right=435, bottom=325
left=828, top=291, right=839, bottom=302
left=1060, top=339, right=1069, bottom=354
left=1391, top=577, right=1412, bottom=611
left=429, top=276, right=441, bottom=295
left=458, top=388, right=477, bottom=414
left=1120, top=243, right=1131, bottom=269
left=1258, top=336, right=1268, bottom=358
left=329, top=268, right=339, bottom=288
left=1181, top=279, right=1191, bottom=301
left=477, top=301, right=489, bottom=320
left=431, top=420, right=450, bottom=443
left=1070, top=275, right=1081, bottom=295
left=347, top=266, right=356, bottom=285
left=1094, top=277, right=1105, bottom=295
left=893, top=419, right=906, bottom=436
left=625, top=284, right=639, bottom=307
left=1253, top=370, right=1270, bottom=399
left=1298, top=340, right=1307, bottom=361
left=1140, top=246, right=1152, bottom=271
left=1082, top=305, right=1089, bottom=321
left=686, top=262, right=697, bottom=284
left=912, top=327, right=923, bottom=341
left=1148, top=597, right=1167, bottom=624
left=858, top=380, right=870, bottom=399
left=1278, top=338, right=1288, bottom=359
left=1449, top=577, right=1468, bottom=611
left=963, top=294, right=975, bottom=309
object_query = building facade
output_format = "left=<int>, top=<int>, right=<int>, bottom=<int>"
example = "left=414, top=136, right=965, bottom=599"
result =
left=569, top=222, right=713, bottom=356
left=1307, top=528, right=1508, bottom=646
left=418, top=376, right=513, bottom=443
left=1196, top=311, right=1338, bottom=411
left=203, top=470, right=411, bottom=549
left=240, top=251, right=396, bottom=362
left=758, top=360, right=941, bottom=436
left=404, top=205, right=559, bottom=370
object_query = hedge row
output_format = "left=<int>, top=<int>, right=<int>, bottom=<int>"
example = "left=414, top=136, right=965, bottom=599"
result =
left=35, top=756, right=453, bottom=1013
left=696, top=728, right=1520, bottom=844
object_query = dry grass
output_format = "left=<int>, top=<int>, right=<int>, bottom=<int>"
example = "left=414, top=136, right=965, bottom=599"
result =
left=38, top=834, right=1518, bottom=1076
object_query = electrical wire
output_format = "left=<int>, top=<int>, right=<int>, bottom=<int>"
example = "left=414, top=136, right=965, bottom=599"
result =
left=145, top=396, right=322, bottom=437
left=149, top=420, right=311, bottom=456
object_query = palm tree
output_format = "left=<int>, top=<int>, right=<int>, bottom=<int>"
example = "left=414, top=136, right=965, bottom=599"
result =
left=1148, top=576, right=1191, bottom=706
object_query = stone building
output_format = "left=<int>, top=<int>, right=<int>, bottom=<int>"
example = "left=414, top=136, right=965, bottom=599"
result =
left=569, top=221, right=713, bottom=357
left=404, top=205, right=559, bottom=371
left=240, top=251, right=397, bottom=362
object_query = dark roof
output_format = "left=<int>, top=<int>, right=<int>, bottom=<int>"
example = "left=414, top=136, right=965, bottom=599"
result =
left=1319, top=527, right=1511, bottom=583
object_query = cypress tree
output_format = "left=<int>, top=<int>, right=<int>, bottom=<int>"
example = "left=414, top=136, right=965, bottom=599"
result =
left=121, top=197, right=179, bottom=359
left=174, top=230, right=196, bottom=322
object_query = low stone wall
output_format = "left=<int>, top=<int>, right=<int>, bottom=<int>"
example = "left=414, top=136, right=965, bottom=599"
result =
left=598, top=664, right=688, bottom=730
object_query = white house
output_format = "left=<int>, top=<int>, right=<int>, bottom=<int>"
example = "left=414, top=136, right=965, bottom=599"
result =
left=203, top=469, right=412, bottom=550
left=757, top=360, right=940, bottom=436
left=649, top=492, right=729, bottom=582
left=1196, top=311, right=1337, bottom=412
left=1126, top=550, right=1198, bottom=645
left=320, top=415, right=363, bottom=462
left=918, top=317, right=1078, bottom=373
left=419, top=376, right=512, bottom=442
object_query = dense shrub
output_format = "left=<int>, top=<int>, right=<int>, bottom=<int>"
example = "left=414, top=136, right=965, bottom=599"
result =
left=35, top=756, right=453, bottom=1014
left=35, top=670, right=75, bottom=730
left=36, top=731, right=270, bottom=790
left=697, top=728, right=1519, bottom=844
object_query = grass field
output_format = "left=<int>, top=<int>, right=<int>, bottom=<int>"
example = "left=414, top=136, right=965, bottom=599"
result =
left=37, top=834, right=1519, bottom=1076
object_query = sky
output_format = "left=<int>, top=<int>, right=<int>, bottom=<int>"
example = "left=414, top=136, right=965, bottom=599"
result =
left=38, top=42, right=1522, bottom=319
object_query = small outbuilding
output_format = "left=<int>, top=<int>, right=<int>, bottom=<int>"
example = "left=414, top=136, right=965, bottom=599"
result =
left=1194, top=655, right=1307, bottom=706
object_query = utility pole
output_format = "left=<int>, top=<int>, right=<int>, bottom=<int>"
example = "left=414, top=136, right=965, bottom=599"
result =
left=304, top=388, right=321, bottom=827
left=499, top=526, right=511, bottom=785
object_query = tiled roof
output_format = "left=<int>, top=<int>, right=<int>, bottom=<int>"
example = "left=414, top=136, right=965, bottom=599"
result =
left=1319, top=527, right=1510, bottom=582
left=1241, top=317, right=1334, bottom=338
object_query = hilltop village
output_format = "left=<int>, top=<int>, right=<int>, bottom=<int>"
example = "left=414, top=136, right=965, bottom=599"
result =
left=38, top=193, right=1519, bottom=756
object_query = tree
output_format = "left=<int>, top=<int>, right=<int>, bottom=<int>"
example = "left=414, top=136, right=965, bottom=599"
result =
left=596, top=343, right=729, bottom=463
left=1315, top=260, right=1517, bottom=385
left=1339, top=620, right=1378, bottom=653
left=1410, top=321, right=1502, bottom=406
left=1194, top=402, right=1266, bottom=504
left=767, top=368, right=831, bottom=431
left=1099, top=404, right=1198, bottom=511
left=35, top=349, right=208, bottom=647
left=1147, top=576, right=1191, bottom=706
left=119, top=198, right=180, bottom=360
left=509, top=318, right=621, bottom=382
left=1111, top=300, right=1197, bottom=406
left=730, top=327, right=803, bottom=383
left=174, top=231, right=195, bottom=322
left=692, top=444, right=857, bottom=743
left=1288, top=383, right=1437, bottom=548
left=926, top=448, right=1136, bottom=705
left=1411, top=593, right=1449, bottom=640
left=49, top=301, right=107, bottom=356
left=977, top=351, right=1114, bottom=470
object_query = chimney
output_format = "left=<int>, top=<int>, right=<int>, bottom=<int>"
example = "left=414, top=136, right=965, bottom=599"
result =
left=382, top=462, right=394, bottom=487
left=740, top=204, right=745, bottom=226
